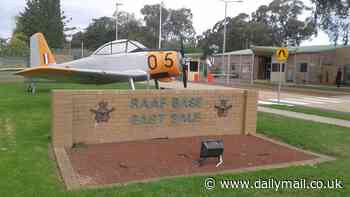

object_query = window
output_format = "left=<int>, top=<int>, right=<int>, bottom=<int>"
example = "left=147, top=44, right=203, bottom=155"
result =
left=127, top=43, right=138, bottom=53
left=95, top=43, right=112, bottom=55
left=272, top=64, right=278, bottom=72
left=242, top=65, right=250, bottom=73
left=272, top=63, right=285, bottom=72
left=112, top=42, right=126, bottom=54
left=231, top=64, right=236, bottom=71
left=129, top=41, right=147, bottom=51
left=299, top=63, right=308, bottom=72
left=190, top=61, right=199, bottom=72
left=94, top=41, right=129, bottom=55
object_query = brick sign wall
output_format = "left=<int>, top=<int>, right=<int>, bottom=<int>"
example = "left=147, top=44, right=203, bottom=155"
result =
left=52, top=89, right=258, bottom=148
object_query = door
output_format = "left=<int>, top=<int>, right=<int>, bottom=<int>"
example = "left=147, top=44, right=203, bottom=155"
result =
left=189, top=61, right=199, bottom=81
left=345, top=65, right=350, bottom=85
left=270, top=63, right=286, bottom=82
left=287, top=69, right=294, bottom=82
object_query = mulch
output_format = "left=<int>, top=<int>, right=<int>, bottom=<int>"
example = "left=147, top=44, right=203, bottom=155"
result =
left=66, top=135, right=317, bottom=186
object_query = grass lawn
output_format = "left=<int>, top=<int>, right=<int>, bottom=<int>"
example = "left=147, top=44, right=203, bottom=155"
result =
left=261, top=104, right=350, bottom=121
left=0, top=82, right=349, bottom=197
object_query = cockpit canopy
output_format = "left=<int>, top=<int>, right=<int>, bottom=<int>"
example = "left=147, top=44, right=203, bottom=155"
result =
left=93, top=40, right=148, bottom=55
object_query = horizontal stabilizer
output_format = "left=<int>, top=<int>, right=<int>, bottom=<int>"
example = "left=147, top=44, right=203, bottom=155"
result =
left=0, top=67, right=25, bottom=72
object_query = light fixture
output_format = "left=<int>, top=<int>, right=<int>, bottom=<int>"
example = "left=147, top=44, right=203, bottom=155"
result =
left=199, top=139, right=224, bottom=167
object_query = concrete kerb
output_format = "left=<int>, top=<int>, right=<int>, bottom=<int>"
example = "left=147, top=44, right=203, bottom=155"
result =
left=53, top=147, right=81, bottom=190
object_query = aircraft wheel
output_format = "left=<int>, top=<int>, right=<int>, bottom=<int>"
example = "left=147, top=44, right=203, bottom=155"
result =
left=27, top=85, right=32, bottom=93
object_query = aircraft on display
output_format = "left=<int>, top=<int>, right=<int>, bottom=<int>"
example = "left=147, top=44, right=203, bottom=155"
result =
left=4, top=32, right=188, bottom=93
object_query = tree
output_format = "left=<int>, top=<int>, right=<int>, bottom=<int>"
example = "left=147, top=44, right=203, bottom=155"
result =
left=166, top=8, right=196, bottom=40
left=82, top=17, right=115, bottom=50
left=252, top=0, right=316, bottom=46
left=141, top=4, right=196, bottom=48
left=223, top=13, right=249, bottom=50
left=197, top=13, right=273, bottom=56
left=247, top=21, right=274, bottom=46
left=71, top=31, right=84, bottom=49
left=73, top=12, right=155, bottom=51
left=311, top=0, right=350, bottom=45
left=0, top=33, right=29, bottom=56
left=0, top=38, right=7, bottom=51
left=197, top=29, right=222, bottom=57
left=197, top=0, right=316, bottom=56
left=15, top=0, right=65, bottom=48
left=117, top=12, right=155, bottom=47
left=72, top=5, right=196, bottom=51
left=141, top=4, right=169, bottom=48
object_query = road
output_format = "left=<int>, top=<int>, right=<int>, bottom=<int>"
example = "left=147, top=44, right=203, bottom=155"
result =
left=159, top=81, right=350, bottom=113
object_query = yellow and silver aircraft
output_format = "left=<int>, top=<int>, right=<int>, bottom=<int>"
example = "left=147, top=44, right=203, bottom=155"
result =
left=8, top=32, right=188, bottom=92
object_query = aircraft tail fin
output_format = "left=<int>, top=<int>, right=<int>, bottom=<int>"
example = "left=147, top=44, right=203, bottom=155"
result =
left=30, top=33, right=56, bottom=67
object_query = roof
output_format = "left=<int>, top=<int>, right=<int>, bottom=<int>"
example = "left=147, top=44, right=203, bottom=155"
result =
left=252, top=45, right=346, bottom=55
left=185, top=53, right=203, bottom=58
left=214, top=49, right=253, bottom=56
left=215, top=45, right=350, bottom=56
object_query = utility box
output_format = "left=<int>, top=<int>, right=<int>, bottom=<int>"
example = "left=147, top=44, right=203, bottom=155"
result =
left=200, top=140, right=224, bottom=158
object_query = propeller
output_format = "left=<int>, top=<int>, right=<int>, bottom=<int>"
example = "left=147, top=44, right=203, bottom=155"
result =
left=180, top=36, right=188, bottom=88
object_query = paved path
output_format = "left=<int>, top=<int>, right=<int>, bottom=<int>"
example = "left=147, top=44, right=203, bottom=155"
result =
left=258, top=107, right=350, bottom=128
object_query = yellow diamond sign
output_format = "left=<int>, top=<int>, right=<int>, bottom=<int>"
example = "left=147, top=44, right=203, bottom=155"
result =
left=276, top=48, right=289, bottom=62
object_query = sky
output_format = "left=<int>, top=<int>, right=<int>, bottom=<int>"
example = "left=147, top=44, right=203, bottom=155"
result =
left=0, top=0, right=330, bottom=46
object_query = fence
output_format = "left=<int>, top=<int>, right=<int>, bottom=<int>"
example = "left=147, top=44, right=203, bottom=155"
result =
left=0, top=57, right=28, bottom=82
left=0, top=48, right=88, bottom=83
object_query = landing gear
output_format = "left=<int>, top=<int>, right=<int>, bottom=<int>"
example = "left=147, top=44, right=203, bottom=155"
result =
left=27, top=82, right=36, bottom=95
left=154, top=79, right=160, bottom=89
left=129, top=78, right=135, bottom=90
left=146, top=74, right=150, bottom=90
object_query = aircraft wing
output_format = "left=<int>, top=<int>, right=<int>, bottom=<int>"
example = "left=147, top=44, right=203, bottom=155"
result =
left=15, top=66, right=148, bottom=84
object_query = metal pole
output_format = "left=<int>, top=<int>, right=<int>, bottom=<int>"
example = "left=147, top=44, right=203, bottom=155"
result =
left=69, top=40, right=72, bottom=58
left=239, top=54, right=242, bottom=84
left=223, top=2, right=227, bottom=55
left=251, top=53, right=255, bottom=84
left=227, top=54, right=231, bottom=84
left=294, top=52, right=297, bottom=83
left=116, top=4, right=118, bottom=40
left=147, top=74, right=150, bottom=90
left=129, top=78, right=135, bottom=90
left=223, top=2, right=228, bottom=84
left=114, top=2, right=123, bottom=40
left=159, top=1, right=163, bottom=49
left=221, top=0, right=243, bottom=84
left=81, top=40, right=84, bottom=58
left=278, top=62, right=282, bottom=103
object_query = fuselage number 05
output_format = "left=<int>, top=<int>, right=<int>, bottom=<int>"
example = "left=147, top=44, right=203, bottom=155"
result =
left=148, top=52, right=175, bottom=70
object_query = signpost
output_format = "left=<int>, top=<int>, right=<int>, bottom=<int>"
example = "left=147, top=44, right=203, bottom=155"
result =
left=276, top=48, right=289, bottom=103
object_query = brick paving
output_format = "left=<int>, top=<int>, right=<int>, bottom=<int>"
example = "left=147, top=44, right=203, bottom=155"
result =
left=67, top=135, right=318, bottom=187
